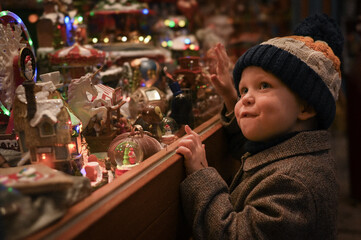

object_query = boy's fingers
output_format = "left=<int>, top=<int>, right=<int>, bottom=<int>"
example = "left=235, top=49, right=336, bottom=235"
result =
left=176, top=146, right=191, bottom=160
left=209, top=75, right=219, bottom=86
left=185, top=125, right=198, bottom=138
left=184, top=125, right=192, bottom=134
left=178, top=138, right=194, bottom=151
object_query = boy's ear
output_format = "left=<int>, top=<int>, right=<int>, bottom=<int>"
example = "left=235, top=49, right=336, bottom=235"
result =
left=298, top=102, right=317, bottom=121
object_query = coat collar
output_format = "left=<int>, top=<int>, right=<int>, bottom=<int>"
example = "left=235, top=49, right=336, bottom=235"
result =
left=242, top=130, right=331, bottom=172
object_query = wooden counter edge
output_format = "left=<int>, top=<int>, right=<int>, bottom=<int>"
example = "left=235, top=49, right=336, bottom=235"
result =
left=27, top=115, right=223, bottom=239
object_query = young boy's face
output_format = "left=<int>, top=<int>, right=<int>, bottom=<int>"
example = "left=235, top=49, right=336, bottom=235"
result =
left=235, top=66, right=304, bottom=142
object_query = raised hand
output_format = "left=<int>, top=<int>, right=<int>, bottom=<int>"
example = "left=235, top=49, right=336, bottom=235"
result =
left=207, top=43, right=238, bottom=113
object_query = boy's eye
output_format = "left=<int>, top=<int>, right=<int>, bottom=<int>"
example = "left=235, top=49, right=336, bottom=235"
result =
left=239, top=87, right=248, bottom=97
left=260, top=82, right=271, bottom=89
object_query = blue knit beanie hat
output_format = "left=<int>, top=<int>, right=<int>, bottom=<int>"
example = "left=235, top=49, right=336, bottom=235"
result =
left=233, top=13, right=344, bottom=129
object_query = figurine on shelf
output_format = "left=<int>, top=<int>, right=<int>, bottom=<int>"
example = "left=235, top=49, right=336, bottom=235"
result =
left=24, top=55, right=34, bottom=81
left=164, top=67, right=194, bottom=129
left=67, top=71, right=108, bottom=130
left=134, top=104, right=164, bottom=140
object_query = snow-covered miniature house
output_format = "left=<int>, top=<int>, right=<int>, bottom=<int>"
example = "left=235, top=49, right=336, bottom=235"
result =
left=13, top=80, right=79, bottom=172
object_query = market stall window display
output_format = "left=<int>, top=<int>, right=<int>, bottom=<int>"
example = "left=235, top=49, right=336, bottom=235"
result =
left=0, top=1, right=225, bottom=237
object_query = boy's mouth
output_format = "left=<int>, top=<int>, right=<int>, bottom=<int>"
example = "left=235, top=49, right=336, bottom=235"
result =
left=241, top=112, right=257, bottom=118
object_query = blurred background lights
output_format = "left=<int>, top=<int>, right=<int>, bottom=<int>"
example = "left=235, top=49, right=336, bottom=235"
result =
left=28, top=14, right=38, bottom=23
left=64, top=16, right=70, bottom=24
left=92, top=38, right=98, bottom=43
left=144, top=35, right=151, bottom=43
left=178, top=20, right=186, bottom=27
left=161, top=41, right=168, bottom=47
left=169, top=20, right=176, bottom=28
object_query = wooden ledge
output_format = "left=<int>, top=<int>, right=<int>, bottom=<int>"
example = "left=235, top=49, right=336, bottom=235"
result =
left=28, top=115, right=224, bottom=239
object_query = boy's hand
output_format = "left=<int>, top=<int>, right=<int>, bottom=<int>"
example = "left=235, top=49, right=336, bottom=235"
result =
left=176, top=125, right=208, bottom=175
left=207, top=43, right=238, bottom=113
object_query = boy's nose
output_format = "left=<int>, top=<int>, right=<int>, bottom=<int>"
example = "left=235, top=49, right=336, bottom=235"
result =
left=241, top=93, right=255, bottom=106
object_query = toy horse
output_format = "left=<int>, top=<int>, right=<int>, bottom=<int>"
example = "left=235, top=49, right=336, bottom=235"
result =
left=68, top=71, right=108, bottom=129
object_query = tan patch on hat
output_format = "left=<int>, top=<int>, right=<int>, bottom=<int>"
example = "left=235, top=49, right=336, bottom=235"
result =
left=282, top=36, right=341, bottom=76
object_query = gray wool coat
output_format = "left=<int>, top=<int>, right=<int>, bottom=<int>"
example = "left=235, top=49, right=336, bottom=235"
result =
left=180, top=130, right=338, bottom=240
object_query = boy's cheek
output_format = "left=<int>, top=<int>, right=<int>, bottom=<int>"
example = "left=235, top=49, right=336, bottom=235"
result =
left=234, top=103, right=242, bottom=119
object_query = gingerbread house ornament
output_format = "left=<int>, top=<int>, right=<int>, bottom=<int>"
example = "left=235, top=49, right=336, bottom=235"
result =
left=13, top=80, right=75, bottom=172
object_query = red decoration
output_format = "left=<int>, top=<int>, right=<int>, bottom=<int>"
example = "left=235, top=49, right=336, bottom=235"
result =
left=49, top=43, right=106, bottom=67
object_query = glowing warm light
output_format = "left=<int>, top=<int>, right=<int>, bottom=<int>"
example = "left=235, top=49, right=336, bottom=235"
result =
left=164, top=19, right=170, bottom=26
left=138, top=36, right=144, bottom=42
left=189, top=44, right=195, bottom=50
left=161, top=41, right=168, bottom=48
left=78, top=16, right=83, bottom=23
left=92, top=38, right=98, bottom=43
left=28, top=14, right=38, bottom=23
left=42, top=154, right=46, bottom=160
left=121, top=36, right=127, bottom=42
left=68, top=143, right=76, bottom=150
left=104, top=37, right=109, bottom=43
left=178, top=20, right=186, bottom=27
left=144, top=35, right=151, bottom=44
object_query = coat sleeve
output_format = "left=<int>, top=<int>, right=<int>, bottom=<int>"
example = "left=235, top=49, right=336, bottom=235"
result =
left=180, top=168, right=317, bottom=240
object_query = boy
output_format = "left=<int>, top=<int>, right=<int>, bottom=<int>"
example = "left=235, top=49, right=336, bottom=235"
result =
left=176, top=13, right=343, bottom=239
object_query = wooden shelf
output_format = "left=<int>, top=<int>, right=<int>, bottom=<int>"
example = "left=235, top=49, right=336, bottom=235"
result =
left=27, top=115, right=239, bottom=239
